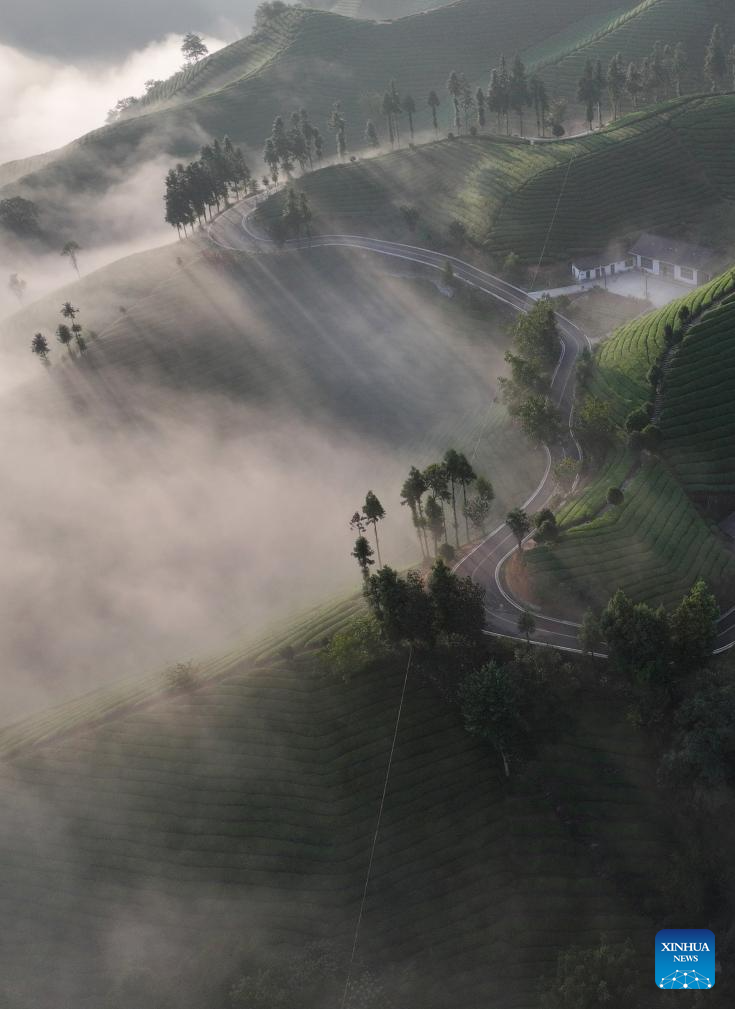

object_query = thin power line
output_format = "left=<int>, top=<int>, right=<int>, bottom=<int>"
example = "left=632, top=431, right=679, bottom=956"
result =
left=530, top=154, right=576, bottom=292
left=340, top=645, right=413, bottom=1009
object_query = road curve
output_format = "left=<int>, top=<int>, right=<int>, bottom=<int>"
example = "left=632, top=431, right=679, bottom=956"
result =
left=207, top=197, right=734, bottom=656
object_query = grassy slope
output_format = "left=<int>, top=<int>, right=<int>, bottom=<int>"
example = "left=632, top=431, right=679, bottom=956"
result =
left=660, top=292, right=735, bottom=496
left=0, top=627, right=671, bottom=1009
left=0, top=0, right=626, bottom=214
left=9, top=242, right=539, bottom=504
left=540, top=0, right=735, bottom=103
left=530, top=455, right=735, bottom=610
left=528, top=268, right=735, bottom=610
left=253, top=95, right=735, bottom=267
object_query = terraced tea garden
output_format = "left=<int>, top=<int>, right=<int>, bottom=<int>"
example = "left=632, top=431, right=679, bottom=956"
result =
left=661, top=292, right=735, bottom=498
left=0, top=618, right=671, bottom=1009
left=255, top=95, right=735, bottom=273
left=530, top=457, right=735, bottom=611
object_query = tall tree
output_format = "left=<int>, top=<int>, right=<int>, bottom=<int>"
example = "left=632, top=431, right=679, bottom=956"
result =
left=460, top=75, right=475, bottom=133
left=401, top=472, right=429, bottom=558
left=650, top=40, right=667, bottom=102
left=31, top=332, right=50, bottom=361
left=579, top=610, right=602, bottom=660
left=455, top=452, right=477, bottom=540
left=365, top=120, right=380, bottom=147
left=475, top=88, right=486, bottom=130
left=428, top=558, right=485, bottom=641
left=61, top=241, right=81, bottom=277
left=56, top=323, right=74, bottom=355
left=509, top=54, right=530, bottom=135
left=389, top=80, right=403, bottom=144
left=424, top=463, right=450, bottom=540
left=428, top=90, right=441, bottom=136
left=382, top=90, right=397, bottom=147
left=403, top=94, right=416, bottom=139
left=518, top=609, right=536, bottom=644
left=351, top=537, right=375, bottom=580
left=669, top=579, right=719, bottom=675
left=507, top=507, right=531, bottom=552
left=425, top=496, right=445, bottom=556
left=460, top=661, right=524, bottom=777
left=446, top=71, right=462, bottom=133
left=181, top=33, right=208, bottom=65
left=61, top=301, right=79, bottom=324
left=488, top=57, right=511, bottom=134
left=672, top=42, right=688, bottom=97
left=363, top=491, right=386, bottom=568
left=402, top=466, right=430, bottom=556
left=313, top=128, right=324, bottom=162
left=625, top=61, right=643, bottom=109
left=606, top=53, right=625, bottom=120
left=529, top=75, right=549, bottom=136
left=443, top=450, right=463, bottom=547
left=600, top=588, right=671, bottom=687
left=328, top=103, right=347, bottom=159
left=704, top=25, right=727, bottom=92
left=577, top=59, right=597, bottom=131
left=464, top=495, right=491, bottom=537
left=263, top=138, right=279, bottom=183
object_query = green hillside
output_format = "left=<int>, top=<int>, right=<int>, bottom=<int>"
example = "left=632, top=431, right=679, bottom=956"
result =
left=0, top=624, right=675, bottom=1009
left=4, top=241, right=540, bottom=501
left=660, top=292, right=735, bottom=499
left=540, top=0, right=735, bottom=106
left=1, top=0, right=627, bottom=235
left=254, top=95, right=735, bottom=271
left=529, top=455, right=735, bottom=611
left=309, top=0, right=451, bottom=18
left=527, top=267, right=735, bottom=612
left=0, top=235, right=545, bottom=722
left=591, top=267, right=735, bottom=422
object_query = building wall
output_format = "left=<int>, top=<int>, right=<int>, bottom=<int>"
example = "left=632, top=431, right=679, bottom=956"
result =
left=572, top=260, right=633, bottom=281
left=634, top=255, right=705, bottom=285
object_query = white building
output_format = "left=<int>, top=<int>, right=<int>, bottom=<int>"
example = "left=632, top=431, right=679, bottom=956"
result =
left=571, top=248, right=635, bottom=283
left=628, top=233, right=713, bottom=286
left=571, top=233, right=714, bottom=287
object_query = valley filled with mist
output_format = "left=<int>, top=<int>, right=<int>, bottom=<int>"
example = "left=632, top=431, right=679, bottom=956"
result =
left=3, top=1, right=735, bottom=1007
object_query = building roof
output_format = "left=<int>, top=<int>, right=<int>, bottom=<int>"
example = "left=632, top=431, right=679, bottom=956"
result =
left=629, top=233, right=714, bottom=270
left=571, top=243, right=629, bottom=271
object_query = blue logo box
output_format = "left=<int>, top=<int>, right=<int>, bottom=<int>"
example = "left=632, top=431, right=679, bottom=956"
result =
left=656, top=929, right=715, bottom=989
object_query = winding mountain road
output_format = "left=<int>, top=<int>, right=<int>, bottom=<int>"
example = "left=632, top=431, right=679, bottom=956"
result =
left=207, top=196, right=735, bottom=655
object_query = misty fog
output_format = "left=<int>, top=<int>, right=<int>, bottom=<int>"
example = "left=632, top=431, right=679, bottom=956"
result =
left=0, top=246, right=538, bottom=725
left=1, top=0, right=259, bottom=60
left=0, top=34, right=231, bottom=164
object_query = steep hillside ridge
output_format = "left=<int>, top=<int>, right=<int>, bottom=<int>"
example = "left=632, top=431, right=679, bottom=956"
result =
left=253, top=95, right=735, bottom=267
left=541, top=0, right=735, bottom=101
left=660, top=292, right=735, bottom=499
left=527, top=267, right=735, bottom=612
left=0, top=0, right=627, bottom=235
left=0, top=644, right=670, bottom=1009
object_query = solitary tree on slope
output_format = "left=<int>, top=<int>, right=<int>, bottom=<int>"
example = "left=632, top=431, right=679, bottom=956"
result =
left=181, top=33, right=208, bottom=65
left=351, top=536, right=375, bottom=580
left=428, top=90, right=441, bottom=137
left=507, top=507, right=531, bottom=553
left=31, top=332, right=50, bottom=361
left=363, top=491, right=386, bottom=568
left=61, top=240, right=81, bottom=277
left=518, top=609, right=536, bottom=644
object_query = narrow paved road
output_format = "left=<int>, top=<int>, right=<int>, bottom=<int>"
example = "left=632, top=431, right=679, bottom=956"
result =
left=208, top=197, right=734, bottom=656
